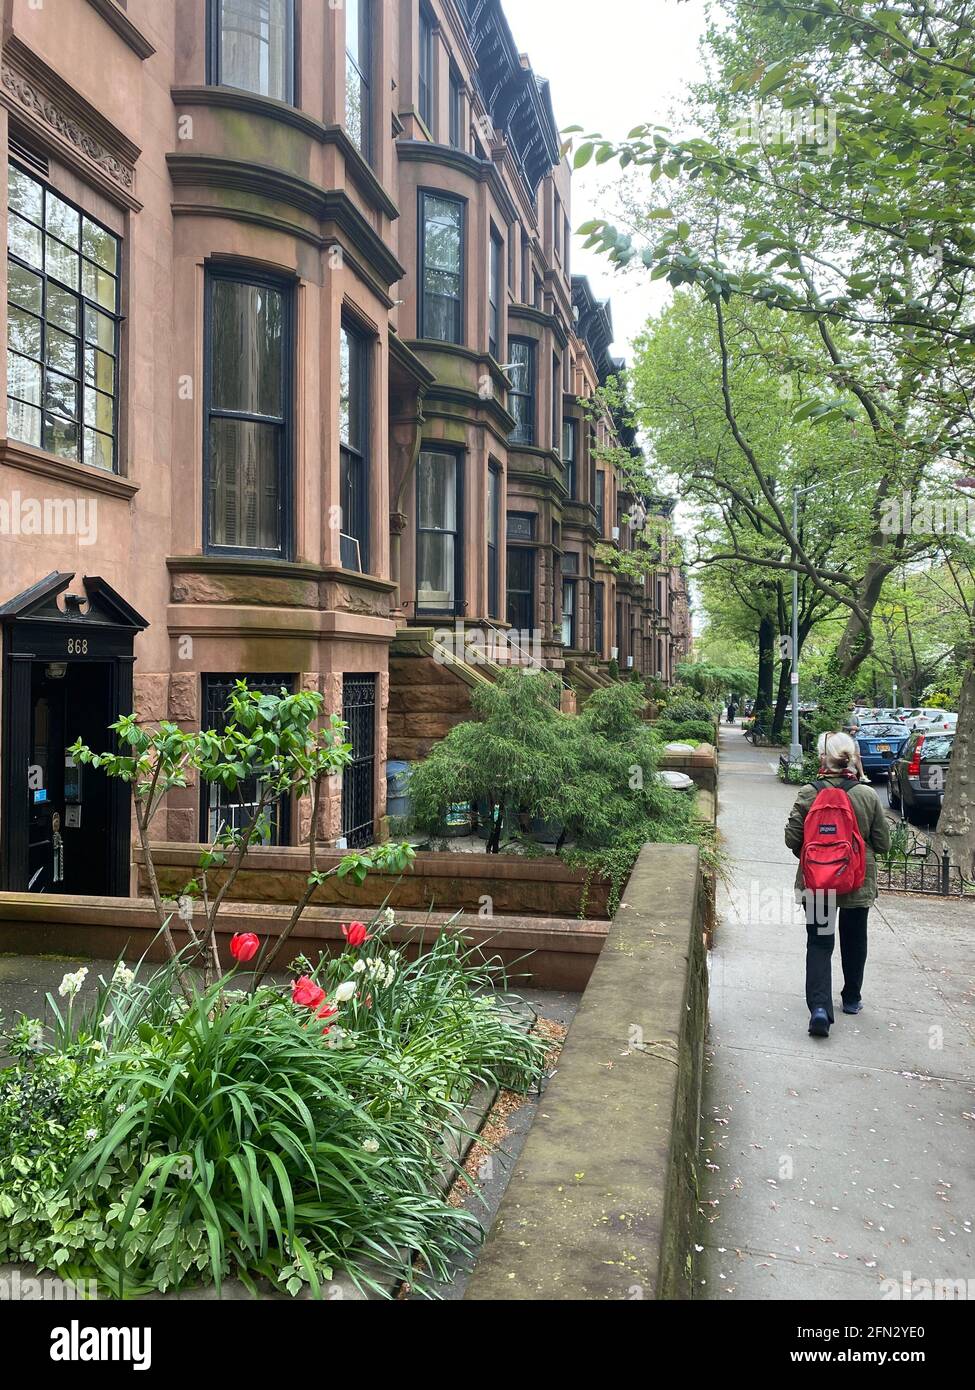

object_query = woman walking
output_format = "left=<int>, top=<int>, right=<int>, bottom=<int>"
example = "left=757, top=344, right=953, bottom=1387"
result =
left=785, top=731, right=891, bottom=1037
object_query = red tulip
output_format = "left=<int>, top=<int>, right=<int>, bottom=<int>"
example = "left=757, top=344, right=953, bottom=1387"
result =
left=230, top=932, right=260, bottom=964
left=292, top=976, right=326, bottom=1010
left=342, top=921, right=372, bottom=948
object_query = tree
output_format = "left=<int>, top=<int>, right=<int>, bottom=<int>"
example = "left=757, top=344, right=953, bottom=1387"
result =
left=71, top=683, right=414, bottom=992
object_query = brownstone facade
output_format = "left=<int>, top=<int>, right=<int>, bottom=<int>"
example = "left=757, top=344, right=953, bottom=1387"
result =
left=0, top=0, right=689, bottom=897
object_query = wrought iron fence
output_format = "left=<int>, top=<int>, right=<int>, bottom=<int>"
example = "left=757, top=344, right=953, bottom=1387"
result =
left=878, top=842, right=975, bottom=897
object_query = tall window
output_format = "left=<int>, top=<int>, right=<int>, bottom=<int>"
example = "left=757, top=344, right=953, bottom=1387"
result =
left=561, top=554, right=578, bottom=649
left=594, top=581, right=605, bottom=656
left=489, top=227, right=503, bottom=361
left=449, top=67, right=464, bottom=150
left=487, top=463, right=501, bottom=619
left=595, top=470, right=605, bottom=535
left=420, top=193, right=464, bottom=343
left=201, top=675, right=293, bottom=845
left=340, top=320, right=370, bottom=573
left=554, top=194, right=562, bottom=259
left=208, top=0, right=295, bottom=103
left=506, top=546, right=535, bottom=632
left=521, top=234, right=530, bottom=302
left=6, top=162, right=120, bottom=471
left=205, top=269, right=292, bottom=557
left=508, top=338, right=535, bottom=445
left=552, top=352, right=562, bottom=453
left=563, top=418, right=577, bottom=499
left=345, top=0, right=371, bottom=160
left=416, top=449, right=462, bottom=615
left=418, top=4, right=434, bottom=130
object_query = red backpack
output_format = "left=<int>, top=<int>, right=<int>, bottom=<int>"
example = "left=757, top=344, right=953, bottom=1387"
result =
left=801, top=780, right=867, bottom=896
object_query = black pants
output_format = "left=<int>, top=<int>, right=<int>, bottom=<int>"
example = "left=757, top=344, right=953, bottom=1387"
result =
left=804, top=898, right=869, bottom=1022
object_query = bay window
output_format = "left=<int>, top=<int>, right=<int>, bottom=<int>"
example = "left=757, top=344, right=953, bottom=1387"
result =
left=6, top=160, right=120, bottom=471
left=488, top=463, right=501, bottom=619
left=563, top=418, right=577, bottom=498
left=489, top=227, right=503, bottom=361
left=508, top=338, right=535, bottom=445
left=420, top=192, right=464, bottom=344
left=205, top=268, right=292, bottom=557
left=416, top=449, right=463, bottom=615
left=208, top=0, right=295, bottom=104
left=345, top=0, right=372, bottom=160
left=340, top=320, right=370, bottom=573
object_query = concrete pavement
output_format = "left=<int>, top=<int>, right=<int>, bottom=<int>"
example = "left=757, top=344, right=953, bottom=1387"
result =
left=698, top=725, right=975, bottom=1300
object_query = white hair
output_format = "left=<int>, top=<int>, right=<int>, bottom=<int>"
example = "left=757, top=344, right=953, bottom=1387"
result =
left=817, top=730, right=859, bottom=773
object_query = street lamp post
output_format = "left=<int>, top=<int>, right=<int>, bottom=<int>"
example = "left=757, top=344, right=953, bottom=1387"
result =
left=790, top=487, right=802, bottom=764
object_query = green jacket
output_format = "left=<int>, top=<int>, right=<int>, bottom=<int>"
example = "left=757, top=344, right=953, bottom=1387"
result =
left=785, top=774, right=891, bottom=908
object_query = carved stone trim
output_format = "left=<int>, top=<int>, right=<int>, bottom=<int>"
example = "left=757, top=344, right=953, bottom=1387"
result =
left=1, top=41, right=139, bottom=203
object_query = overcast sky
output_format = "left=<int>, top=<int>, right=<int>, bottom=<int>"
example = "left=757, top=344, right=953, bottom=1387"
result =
left=503, top=0, right=710, bottom=360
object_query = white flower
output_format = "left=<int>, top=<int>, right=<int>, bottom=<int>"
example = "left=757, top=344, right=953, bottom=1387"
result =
left=101, top=1013, right=114, bottom=1031
left=111, top=962, right=135, bottom=989
left=27, top=1021, right=45, bottom=1052
left=324, top=1027, right=348, bottom=1050
left=352, top=959, right=366, bottom=975
left=58, top=967, right=88, bottom=999
left=84, top=1128, right=98, bottom=1142
left=361, top=1138, right=380, bottom=1153
left=334, top=980, right=356, bottom=1003
left=381, top=908, right=396, bottom=928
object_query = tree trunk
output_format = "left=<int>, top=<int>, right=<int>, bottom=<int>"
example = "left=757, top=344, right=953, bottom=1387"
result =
left=936, top=656, right=975, bottom=876
left=835, top=560, right=892, bottom=677
left=771, top=658, right=791, bottom=742
left=756, top=616, right=775, bottom=721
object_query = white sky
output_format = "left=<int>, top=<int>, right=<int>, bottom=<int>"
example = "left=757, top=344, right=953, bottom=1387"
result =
left=502, top=0, right=710, bottom=359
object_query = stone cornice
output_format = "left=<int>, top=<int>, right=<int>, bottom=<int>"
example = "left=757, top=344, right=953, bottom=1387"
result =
left=1, top=36, right=141, bottom=207
left=170, top=86, right=399, bottom=222
left=508, top=303, right=570, bottom=350
left=0, top=439, right=139, bottom=500
left=166, top=154, right=406, bottom=288
left=166, top=555, right=398, bottom=595
left=396, top=138, right=519, bottom=227
left=84, top=0, right=156, bottom=59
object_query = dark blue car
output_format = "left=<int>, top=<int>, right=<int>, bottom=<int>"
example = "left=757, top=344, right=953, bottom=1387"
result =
left=855, top=721, right=911, bottom=779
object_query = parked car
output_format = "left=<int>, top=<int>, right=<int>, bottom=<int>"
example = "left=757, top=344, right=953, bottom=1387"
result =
left=887, top=730, right=955, bottom=823
left=854, top=720, right=912, bottom=780
left=846, top=706, right=900, bottom=730
left=912, top=710, right=957, bottom=733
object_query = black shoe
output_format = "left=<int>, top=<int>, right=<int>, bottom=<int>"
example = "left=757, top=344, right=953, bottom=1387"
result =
left=809, top=1007, right=831, bottom=1037
left=842, top=1000, right=863, bottom=1016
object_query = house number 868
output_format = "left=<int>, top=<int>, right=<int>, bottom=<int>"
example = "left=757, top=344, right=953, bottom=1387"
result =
left=67, top=638, right=89, bottom=655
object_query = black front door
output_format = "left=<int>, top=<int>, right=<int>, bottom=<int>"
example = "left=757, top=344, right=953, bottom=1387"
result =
left=28, top=661, right=114, bottom=895
left=1, top=573, right=148, bottom=897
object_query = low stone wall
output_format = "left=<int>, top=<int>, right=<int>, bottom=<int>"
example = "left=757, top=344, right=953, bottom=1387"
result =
left=659, top=743, right=718, bottom=793
left=137, top=844, right=612, bottom=920
left=465, top=842, right=708, bottom=1301
left=0, top=893, right=606, bottom=991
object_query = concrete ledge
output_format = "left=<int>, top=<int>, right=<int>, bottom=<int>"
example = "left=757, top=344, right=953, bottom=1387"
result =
left=658, top=744, right=718, bottom=793
left=464, top=843, right=708, bottom=1301
left=0, top=893, right=607, bottom=991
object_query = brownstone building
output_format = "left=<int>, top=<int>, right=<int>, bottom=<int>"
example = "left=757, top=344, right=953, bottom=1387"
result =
left=0, top=0, right=688, bottom=897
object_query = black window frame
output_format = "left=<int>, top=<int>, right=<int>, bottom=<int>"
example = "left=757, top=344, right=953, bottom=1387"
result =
left=449, top=65, right=464, bottom=150
left=345, top=0, right=373, bottom=163
left=415, top=446, right=465, bottom=617
left=418, top=189, right=465, bottom=345
left=552, top=351, right=562, bottom=454
left=340, top=316, right=371, bottom=574
left=418, top=3, right=435, bottom=131
left=508, top=337, right=535, bottom=446
left=206, top=0, right=297, bottom=105
left=203, top=264, right=294, bottom=560
left=563, top=417, right=577, bottom=499
left=506, top=544, right=536, bottom=634
left=594, top=579, right=604, bottom=656
left=487, top=461, right=501, bottom=619
left=595, top=470, right=605, bottom=535
left=6, top=158, right=123, bottom=474
left=488, top=225, right=503, bottom=361
left=200, top=673, right=294, bottom=846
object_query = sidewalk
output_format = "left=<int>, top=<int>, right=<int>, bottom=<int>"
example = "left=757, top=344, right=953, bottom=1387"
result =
left=699, top=725, right=975, bottom=1299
